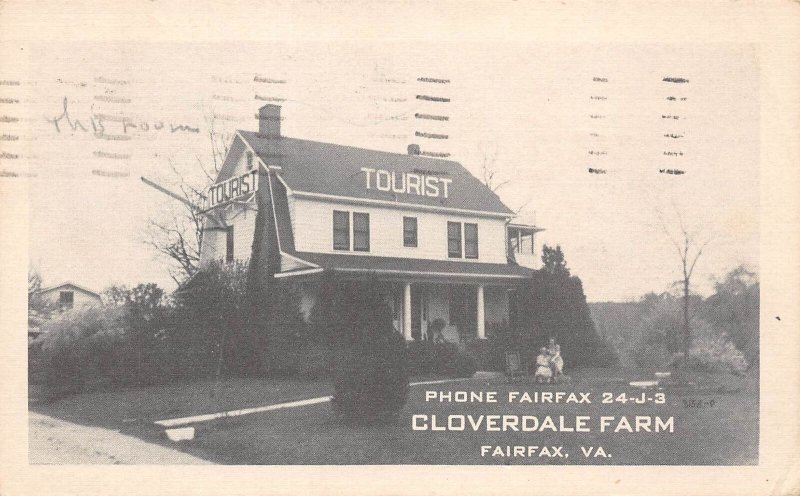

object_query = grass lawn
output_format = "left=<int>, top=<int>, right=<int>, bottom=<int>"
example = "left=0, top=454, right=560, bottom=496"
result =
left=30, top=368, right=758, bottom=465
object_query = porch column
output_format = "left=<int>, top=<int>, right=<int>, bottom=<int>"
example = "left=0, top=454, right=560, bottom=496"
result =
left=403, top=282, right=412, bottom=341
left=476, top=284, right=486, bottom=339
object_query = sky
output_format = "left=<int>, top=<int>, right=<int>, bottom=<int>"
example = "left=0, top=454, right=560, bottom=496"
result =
left=7, top=41, right=759, bottom=301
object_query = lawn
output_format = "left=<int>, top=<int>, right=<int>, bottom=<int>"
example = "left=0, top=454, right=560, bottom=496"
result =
left=30, top=368, right=758, bottom=465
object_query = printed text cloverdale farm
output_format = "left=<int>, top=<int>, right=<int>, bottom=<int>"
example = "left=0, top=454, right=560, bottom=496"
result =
left=413, top=390, right=675, bottom=460
left=414, top=390, right=673, bottom=432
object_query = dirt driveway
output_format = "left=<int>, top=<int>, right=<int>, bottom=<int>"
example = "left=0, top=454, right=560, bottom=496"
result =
left=29, top=412, right=211, bottom=465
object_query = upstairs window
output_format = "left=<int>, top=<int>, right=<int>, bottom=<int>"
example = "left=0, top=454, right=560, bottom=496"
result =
left=447, top=222, right=462, bottom=258
left=464, top=223, right=479, bottom=259
left=353, top=212, right=370, bottom=252
left=246, top=151, right=254, bottom=168
left=403, top=216, right=418, bottom=247
left=333, top=211, right=350, bottom=250
left=59, top=291, right=74, bottom=309
left=226, top=226, right=235, bottom=262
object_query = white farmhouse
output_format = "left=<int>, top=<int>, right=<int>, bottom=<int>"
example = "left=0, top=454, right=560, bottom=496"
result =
left=35, top=282, right=102, bottom=311
left=198, top=105, right=542, bottom=343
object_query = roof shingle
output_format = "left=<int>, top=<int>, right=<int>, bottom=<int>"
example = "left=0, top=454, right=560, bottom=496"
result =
left=237, top=131, right=513, bottom=215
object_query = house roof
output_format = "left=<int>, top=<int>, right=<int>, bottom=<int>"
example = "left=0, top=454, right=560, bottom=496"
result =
left=236, top=131, right=514, bottom=216
left=507, top=223, right=546, bottom=234
left=37, top=282, right=101, bottom=298
left=284, top=251, right=534, bottom=281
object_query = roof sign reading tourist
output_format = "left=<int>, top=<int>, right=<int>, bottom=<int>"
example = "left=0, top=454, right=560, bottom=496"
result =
left=360, top=167, right=452, bottom=199
left=207, top=169, right=259, bottom=209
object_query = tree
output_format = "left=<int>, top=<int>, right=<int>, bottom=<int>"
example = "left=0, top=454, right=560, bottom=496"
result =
left=478, top=142, right=530, bottom=215
left=511, top=245, right=617, bottom=368
left=701, top=265, right=759, bottom=369
left=103, top=283, right=166, bottom=315
left=479, top=142, right=508, bottom=193
left=145, top=172, right=206, bottom=284
left=28, top=267, right=43, bottom=310
left=28, top=266, right=52, bottom=333
left=145, top=116, right=232, bottom=284
left=657, top=206, right=713, bottom=359
left=172, top=260, right=254, bottom=378
left=541, top=244, right=570, bottom=278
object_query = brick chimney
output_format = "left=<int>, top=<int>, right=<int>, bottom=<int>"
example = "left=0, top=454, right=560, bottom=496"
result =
left=258, top=104, right=281, bottom=138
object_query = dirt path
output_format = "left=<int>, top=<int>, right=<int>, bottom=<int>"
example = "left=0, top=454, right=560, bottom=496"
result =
left=29, top=412, right=212, bottom=465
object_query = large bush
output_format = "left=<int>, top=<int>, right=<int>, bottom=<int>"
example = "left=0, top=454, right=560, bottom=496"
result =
left=32, top=261, right=316, bottom=397
left=465, top=322, right=529, bottom=373
left=33, top=283, right=183, bottom=398
left=323, top=278, right=410, bottom=423
left=260, top=329, right=330, bottom=379
left=685, top=320, right=748, bottom=375
left=35, top=305, right=129, bottom=398
left=173, top=260, right=309, bottom=379
left=700, top=266, right=759, bottom=369
left=407, top=340, right=477, bottom=378
left=172, top=260, right=256, bottom=376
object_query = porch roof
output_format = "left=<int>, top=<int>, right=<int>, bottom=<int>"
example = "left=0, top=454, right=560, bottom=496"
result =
left=507, top=223, right=546, bottom=234
left=282, top=251, right=535, bottom=281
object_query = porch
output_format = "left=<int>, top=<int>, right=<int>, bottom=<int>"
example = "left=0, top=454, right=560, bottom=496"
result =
left=387, top=282, right=513, bottom=343
left=281, top=251, right=534, bottom=342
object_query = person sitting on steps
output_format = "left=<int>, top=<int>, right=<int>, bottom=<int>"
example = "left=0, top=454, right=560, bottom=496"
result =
left=547, top=337, right=565, bottom=383
left=534, top=347, right=553, bottom=384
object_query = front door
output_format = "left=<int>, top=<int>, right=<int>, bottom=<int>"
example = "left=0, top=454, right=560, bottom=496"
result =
left=449, top=286, right=477, bottom=340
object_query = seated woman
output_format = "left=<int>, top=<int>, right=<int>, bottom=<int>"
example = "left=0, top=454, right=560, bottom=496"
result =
left=547, top=337, right=564, bottom=382
left=534, top=347, right=553, bottom=383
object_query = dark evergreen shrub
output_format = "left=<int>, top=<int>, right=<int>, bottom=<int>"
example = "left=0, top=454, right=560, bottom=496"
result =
left=406, top=340, right=477, bottom=378
left=326, top=278, right=410, bottom=423
left=407, top=339, right=437, bottom=374
left=261, top=335, right=330, bottom=379
left=174, top=260, right=307, bottom=379
left=332, top=329, right=410, bottom=423
left=434, top=342, right=477, bottom=377
left=511, top=245, right=619, bottom=369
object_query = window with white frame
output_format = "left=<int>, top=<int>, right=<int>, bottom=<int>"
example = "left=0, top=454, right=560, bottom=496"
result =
left=333, top=210, right=370, bottom=252
left=447, top=221, right=462, bottom=258
left=464, top=223, right=479, bottom=259
left=353, top=212, right=370, bottom=252
left=333, top=210, right=350, bottom=250
left=403, top=216, right=418, bottom=247
left=447, top=221, right=479, bottom=259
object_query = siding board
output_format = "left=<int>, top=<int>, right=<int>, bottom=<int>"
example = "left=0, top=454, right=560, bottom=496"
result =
left=291, top=197, right=508, bottom=264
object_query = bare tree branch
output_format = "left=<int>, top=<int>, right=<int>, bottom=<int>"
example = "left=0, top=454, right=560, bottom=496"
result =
left=512, top=199, right=531, bottom=216
left=145, top=115, right=229, bottom=283
left=477, top=142, right=531, bottom=219
left=479, top=143, right=505, bottom=193
left=655, top=204, right=714, bottom=360
left=687, top=239, right=711, bottom=280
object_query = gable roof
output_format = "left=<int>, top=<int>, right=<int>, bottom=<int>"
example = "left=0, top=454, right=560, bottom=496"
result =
left=234, top=131, right=514, bottom=216
left=37, top=282, right=101, bottom=298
